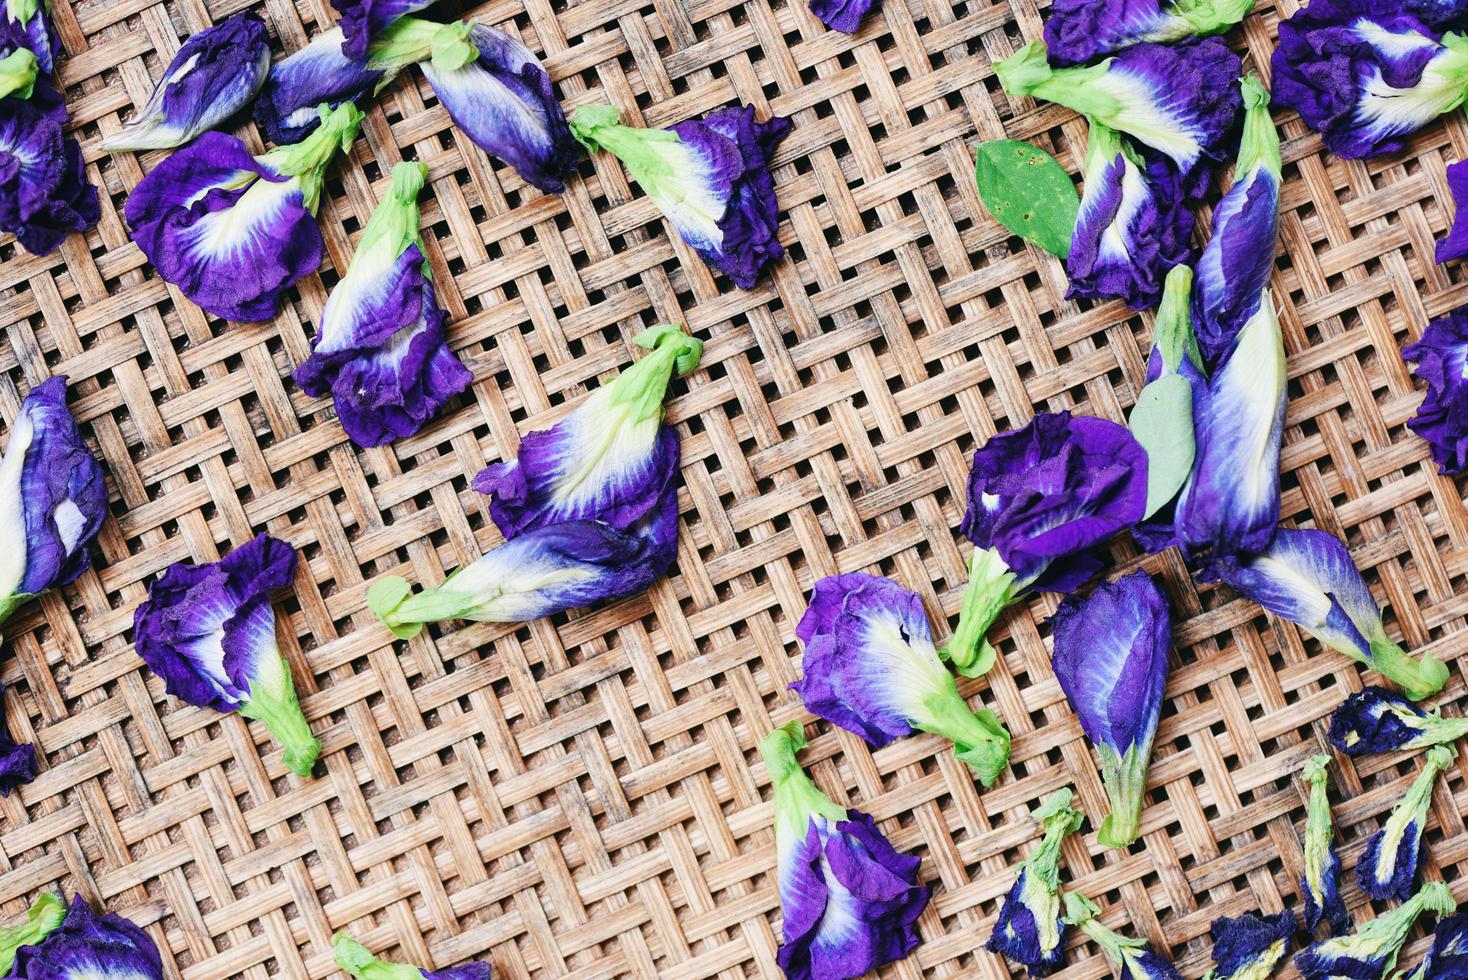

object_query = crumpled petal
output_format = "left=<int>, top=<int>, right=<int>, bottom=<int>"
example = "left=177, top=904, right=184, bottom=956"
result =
left=1208, top=911, right=1297, bottom=980
left=1402, top=308, right=1468, bottom=474
left=0, top=80, right=99, bottom=255
left=6, top=894, right=164, bottom=980
left=254, top=28, right=389, bottom=145
left=0, top=682, right=35, bottom=796
left=1415, top=912, right=1468, bottom=980
left=1328, top=685, right=1468, bottom=756
left=1434, top=159, right=1468, bottom=264
left=807, top=0, right=878, bottom=34
left=1043, top=0, right=1255, bottom=69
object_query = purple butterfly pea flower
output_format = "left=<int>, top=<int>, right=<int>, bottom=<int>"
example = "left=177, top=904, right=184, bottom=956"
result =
left=1410, top=912, right=1468, bottom=980
left=1052, top=571, right=1171, bottom=848
left=1194, top=76, right=1281, bottom=370
left=761, top=722, right=929, bottom=980
left=1402, top=308, right=1468, bottom=474
left=293, top=161, right=471, bottom=447
left=570, top=103, right=791, bottom=288
left=126, top=103, right=363, bottom=322
left=1434, top=160, right=1468, bottom=264
left=1204, top=911, right=1297, bottom=980
left=418, top=23, right=579, bottom=193
left=1066, top=121, right=1192, bottom=311
left=0, top=894, right=67, bottom=975
left=1271, top=0, right=1468, bottom=160
left=0, top=377, right=107, bottom=628
left=996, top=37, right=1243, bottom=198
left=1330, top=686, right=1468, bottom=756
left=3, top=894, right=162, bottom=980
left=1043, top=0, right=1255, bottom=69
left=0, top=78, right=99, bottom=256
left=791, top=573, right=1012, bottom=784
left=1212, top=528, right=1448, bottom=700
left=1064, top=893, right=1182, bottom=980
left=806, top=0, right=877, bottom=34
left=1296, top=880, right=1455, bottom=980
left=331, top=0, right=441, bottom=59
left=1356, top=744, right=1455, bottom=902
left=333, top=932, right=490, bottom=980
left=1299, top=754, right=1348, bottom=937
left=99, top=12, right=269, bottom=153
left=986, top=789, right=1085, bottom=975
left=0, top=683, right=34, bottom=796
left=133, top=533, right=320, bottom=778
left=3, top=0, right=57, bottom=76
left=473, top=324, right=700, bottom=538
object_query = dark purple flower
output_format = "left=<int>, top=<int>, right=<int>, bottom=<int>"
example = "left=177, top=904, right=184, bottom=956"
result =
left=1299, top=754, right=1348, bottom=937
left=126, top=105, right=363, bottom=322
left=473, top=324, right=700, bottom=538
left=1403, top=308, right=1468, bottom=474
left=986, top=789, right=1084, bottom=975
left=3, top=0, right=58, bottom=76
left=0, top=683, right=34, bottom=797
left=332, top=932, right=490, bottom=980
left=1066, top=122, right=1192, bottom=311
left=293, top=161, right=470, bottom=447
left=1207, top=911, right=1297, bottom=980
left=99, top=12, right=269, bottom=152
left=807, top=0, right=877, bottom=34
left=133, top=534, right=320, bottom=778
left=1329, top=686, right=1468, bottom=756
left=791, top=573, right=1011, bottom=784
left=762, top=722, right=928, bottom=980
left=1295, top=881, right=1455, bottom=979
left=4, top=894, right=162, bottom=980
left=1356, top=744, right=1455, bottom=901
left=0, top=80, right=99, bottom=255
left=254, top=28, right=395, bottom=146
left=1043, top=0, right=1255, bottom=68
left=0, top=377, right=107, bottom=626
left=419, top=24, right=578, bottom=193
left=1271, top=0, right=1468, bottom=160
left=571, top=104, right=792, bottom=288
left=331, top=0, right=439, bottom=59
left=1435, top=160, right=1468, bottom=264
left=1415, top=912, right=1468, bottom=980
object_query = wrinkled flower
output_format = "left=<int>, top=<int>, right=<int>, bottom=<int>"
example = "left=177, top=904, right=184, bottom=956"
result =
left=1356, top=744, right=1455, bottom=902
left=791, top=573, right=1011, bottom=784
left=333, top=932, right=490, bottom=980
left=946, top=411, right=1148, bottom=677
left=100, top=12, right=270, bottom=152
left=3, top=894, right=162, bottom=980
left=1299, top=754, right=1347, bottom=937
left=807, top=0, right=878, bottom=34
left=762, top=722, right=929, bottom=980
left=293, top=161, right=471, bottom=447
left=133, top=533, right=320, bottom=778
left=3, top=0, right=57, bottom=76
left=1064, top=893, right=1182, bottom=980
left=571, top=103, right=791, bottom=288
left=1402, top=308, right=1468, bottom=474
left=1194, top=75, right=1281, bottom=369
left=1043, top=0, right=1255, bottom=68
left=1052, top=571, right=1171, bottom=848
left=1409, top=912, right=1468, bottom=980
left=472, top=324, right=700, bottom=537
left=1296, top=880, right=1455, bottom=980
left=1203, top=911, right=1297, bottom=980
left=1213, top=528, right=1448, bottom=700
left=127, top=103, right=363, bottom=322
left=1330, top=686, right=1468, bottom=756
left=1066, top=121, right=1192, bottom=311
left=0, top=377, right=107, bottom=628
left=418, top=22, right=579, bottom=193
left=995, top=37, right=1243, bottom=196
left=0, top=683, right=34, bottom=796
left=0, top=79, right=100, bottom=255
left=1272, top=0, right=1468, bottom=160
left=331, top=0, right=441, bottom=59
left=986, top=789, right=1085, bottom=976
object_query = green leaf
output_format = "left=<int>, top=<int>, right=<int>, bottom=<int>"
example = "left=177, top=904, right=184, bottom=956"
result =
left=1128, top=374, right=1195, bottom=520
left=974, top=140, right=1079, bottom=258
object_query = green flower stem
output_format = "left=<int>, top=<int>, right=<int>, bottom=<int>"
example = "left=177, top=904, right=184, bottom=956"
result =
left=1367, top=637, right=1448, bottom=702
left=357, top=162, right=428, bottom=264
left=1302, top=754, right=1336, bottom=898
left=333, top=932, right=429, bottom=980
left=258, top=103, right=365, bottom=213
left=1025, top=788, right=1084, bottom=892
left=0, top=48, right=37, bottom=101
left=1063, top=893, right=1145, bottom=960
left=1153, top=266, right=1204, bottom=377
left=1235, top=74, right=1280, bottom=181
left=1097, top=739, right=1153, bottom=848
left=369, top=17, right=476, bottom=74
left=918, top=688, right=1011, bottom=786
left=569, top=104, right=695, bottom=204
left=0, top=893, right=66, bottom=974
left=1368, top=745, right=1456, bottom=894
left=994, top=43, right=1119, bottom=121
left=1322, top=881, right=1456, bottom=977
left=940, top=547, right=1018, bottom=678
left=4, top=0, right=40, bottom=23
left=238, top=647, right=320, bottom=778
left=602, top=324, right=703, bottom=428
left=1399, top=706, right=1468, bottom=753
left=759, top=722, right=847, bottom=846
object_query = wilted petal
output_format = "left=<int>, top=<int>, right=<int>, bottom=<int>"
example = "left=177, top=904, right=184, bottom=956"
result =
left=1356, top=744, right=1454, bottom=901
left=1435, top=159, right=1468, bottom=264
left=333, top=932, right=491, bottom=980
left=0, top=682, right=34, bottom=796
left=5, top=895, right=163, bottom=980
left=1296, top=881, right=1455, bottom=980
left=254, top=28, right=391, bottom=145
left=1329, top=686, right=1468, bottom=756
left=1298, top=754, right=1348, bottom=937
left=807, top=0, right=877, bottom=33
left=1402, top=308, right=1468, bottom=474
left=986, top=790, right=1084, bottom=975
left=1415, top=912, right=1468, bottom=980
left=1207, top=911, right=1296, bottom=980
left=0, top=80, right=99, bottom=255
left=1044, top=0, right=1255, bottom=68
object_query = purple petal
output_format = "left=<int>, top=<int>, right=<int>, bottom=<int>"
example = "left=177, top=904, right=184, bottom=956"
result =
left=0, top=682, right=35, bottom=796
left=5, top=1, right=58, bottom=75
left=8, top=895, right=163, bottom=979
left=986, top=869, right=1065, bottom=975
left=0, top=83, right=100, bottom=255
left=1356, top=819, right=1423, bottom=902
left=1402, top=308, right=1468, bottom=474
left=807, top=0, right=878, bottom=33
left=1209, top=911, right=1297, bottom=980
left=1328, top=686, right=1426, bottom=755
left=422, top=966, right=493, bottom=980
left=333, top=0, right=439, bottom=59
left=254, top=29, right=386, bottom=145
left=1194, top=169, right=1281, bottom=369
left=1435, top=159, right=1468, bottom=264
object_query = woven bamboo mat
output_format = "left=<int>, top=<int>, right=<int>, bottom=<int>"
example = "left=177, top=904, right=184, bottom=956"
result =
left=2, top=0, right=1467, bottom=976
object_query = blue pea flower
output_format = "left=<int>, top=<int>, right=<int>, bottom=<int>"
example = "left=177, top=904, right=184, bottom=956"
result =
left=1213, top=528, right=1448, bottom=700
left=0, top=377, right=107, bottom=628
left=133, top=534, right=320, bottom=778
left=1296, top=881, right=1455, bottom=980
left=791, top=573, right=1011, bottom=784
left=330, top=0, right=441, bottom=59
left=293, top=161, right=471, bottom=447
left=1064, top=893, right=1182, bottom=980
left=99, top=12, right=270, bottom=152
left=1052, top=572, right=1171, bottom=848
left=3, top=0, right=57, bottom=76
left=570, top=104, right=792, bottom=288
left=333, top=932, right=490, bottom=980
left=1, top=894, right=162, bottom=979
left=1043, top=0, right=1255, bottom=68
left=418, top=23, right=579, bottom=193
left=126, top=103, right=363, bottom=322
left=1402, top=308, right=1468, bottom=475
left=1356, top=744, right=1455, bottom=901
left=0, top=75, right=100, bottom=255
left=473, top=324, right=700, bottom=538
left=1330, top=686, right=1468, bottom=756
left=1299, top=754, right=1347, bottom=938
left=806, top=0, right=878, bottom=33
left=1434, top=160, right=1468, bottom=265
left=986, top=789, right=1085, bottom=975
left=1204, top=911, right=1297, bottom=980
left=1408, top=912, right=1468, bottom=980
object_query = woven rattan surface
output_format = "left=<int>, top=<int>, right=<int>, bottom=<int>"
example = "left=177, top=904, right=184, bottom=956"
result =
left=2, top=0, right=1467, bottom=976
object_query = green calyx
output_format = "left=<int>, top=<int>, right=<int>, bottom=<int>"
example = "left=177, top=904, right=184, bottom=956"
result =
left=918, top=689, right=1011, bottom=786
left=570, top=104, right=688, bottom=185
left=1340, top=881, right=1456, bottom=976
left=1097, top=739, right=1153, bottom=848
left=258, top=103, right=364, bottom=214
left=1234, top=74, right=1281, bottom=181
left=940, top=547, right=1018, bottom=678
left=332, top=932, right=430, bottom=980
left=356, top=161, right=429, bottom=270
left=1398, top=703, right=1468, bottom=753
left=0, top=591, right=36, bottom=630
left=367, top=575, right=474, bottom=640
left=1025, top=788, right=1084, bottom=892
left=0, top=48, right=38, bottom=101
left=1169, top=0, right=1255, bottom=38
left=1064, top=892, right=1145, bottom=964
left=238, top=648, right=320, bottom=778
left=995, top=43, right=1118, bottom=121
left=369, top=17, right=476, bottom=74
left=600, top=324, right=703, bottom=428
left=1302, top=754, right=1336, bottom=889
left=1153, top=265, right=1205, bottom=377
left=0, top=893, right=66, bottom=974
left=1367, top=637, right=1448, bottom=702
left=5, top=0, right=40, bottom=23
left=759, top=722, right=847, bottom=844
